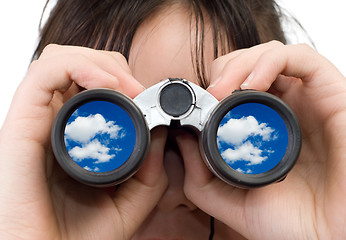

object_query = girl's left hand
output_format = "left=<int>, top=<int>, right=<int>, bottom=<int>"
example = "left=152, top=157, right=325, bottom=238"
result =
left=178, top=41, right=346, bottom=239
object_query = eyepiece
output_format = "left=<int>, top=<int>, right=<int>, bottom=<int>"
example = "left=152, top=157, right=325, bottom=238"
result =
left=51, top=89, right=150, bottom=187
left=202, top=90, right=301, bottom=188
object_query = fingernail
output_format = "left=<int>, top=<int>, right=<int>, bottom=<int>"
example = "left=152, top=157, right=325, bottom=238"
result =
left=140, top=84, right=146, bottom=90
left=241, top=72, right=254, bottom=89
left=131, top=76, right=146, bottom=90
left=207, top=76, right=221, bottom=89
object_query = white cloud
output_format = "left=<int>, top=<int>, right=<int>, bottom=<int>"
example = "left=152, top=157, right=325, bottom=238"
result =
left=218, top=116, right=278, bottom=167
left=65, top=113, right=124, bottom=144
left=221, top=141, right=268, bottom=165
left=84, top=166, right=101, bottom=172
left=68, top=139, right=116, bottom=164
left=217, top=116, right=274, bottom=146
left=236, top=168, right=252, bottom=174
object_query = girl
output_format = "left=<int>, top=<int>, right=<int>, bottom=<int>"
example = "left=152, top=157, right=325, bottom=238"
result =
left=1, top=0, right=345, bottom=239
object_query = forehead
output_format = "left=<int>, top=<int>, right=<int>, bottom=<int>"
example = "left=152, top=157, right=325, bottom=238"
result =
left=128, top=5, right=214, bottom=88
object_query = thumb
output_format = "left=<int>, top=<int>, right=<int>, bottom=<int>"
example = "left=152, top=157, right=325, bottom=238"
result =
left=176, top=131, right=251, bottom=238
left=111, top=127, right=168, bottom=238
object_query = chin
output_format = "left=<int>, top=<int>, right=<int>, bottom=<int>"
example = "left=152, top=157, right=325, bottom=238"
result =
left=130, top=208, right=211, bottom=240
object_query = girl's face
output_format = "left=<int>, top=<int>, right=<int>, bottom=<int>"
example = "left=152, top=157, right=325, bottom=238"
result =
left=128, top=5, right=245, bottom=240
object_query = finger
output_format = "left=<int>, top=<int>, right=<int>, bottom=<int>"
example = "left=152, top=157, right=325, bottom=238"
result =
left=61, top=82, right=83, bottom=103
left=111, top=127, right=168, bottom=238
left=40, top=44, right=145, bottom=98
left=175, top=130, right=213, bottom=187
left=133, top=127, right=168, bottom=186
left=207, top=51, right=248, bottom=99
left=208, top=48, right=245, bottom=84
left=239, top=43, right=343, bottom=92
left=175, top=131, right=250, bottom=237
left=10, top=54, right=119, bottom=119
left=269, top=75, right=301, bottom=95
left=208, top=41, right=284, bottom=100
left=40, top=45, right=131, bottom=74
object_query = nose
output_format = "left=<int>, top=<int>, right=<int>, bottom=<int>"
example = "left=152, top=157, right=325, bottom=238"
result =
left=157, top=133, right=197, bottom=212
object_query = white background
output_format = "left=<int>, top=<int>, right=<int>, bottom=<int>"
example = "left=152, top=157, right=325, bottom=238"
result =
left=0, top=1, right=345, bottom=127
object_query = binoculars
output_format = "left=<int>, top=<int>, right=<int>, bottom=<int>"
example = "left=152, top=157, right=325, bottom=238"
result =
left=52, top=78, right=301, bottom=188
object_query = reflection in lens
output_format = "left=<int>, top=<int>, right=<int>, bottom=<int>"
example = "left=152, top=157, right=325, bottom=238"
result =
left=64, top=101, right=136, bottom=173
left=217, top=103, right=288, bottom=174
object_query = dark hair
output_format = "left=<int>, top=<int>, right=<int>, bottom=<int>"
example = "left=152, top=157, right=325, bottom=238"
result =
left=34, top=0, right=287, bottom=88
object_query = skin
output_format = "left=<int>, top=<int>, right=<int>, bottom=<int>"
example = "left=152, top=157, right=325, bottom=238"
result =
left=1, top=4, right=346, bottom=240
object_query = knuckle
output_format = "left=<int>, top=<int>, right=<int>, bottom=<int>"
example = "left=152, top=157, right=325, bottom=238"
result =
left=29, top=59, right=40, bottom=69
left=268, top=40, right=285, bottom=48
left=210, top=57, right=222, bottom=72
left=210, top=54, right=231, bottom=74
left=209, top=59, right=224, bottom=81
left=40, top=43, right=60, bottom=57
left=27, top=59, right=42, bottom=76
left=297, top=43, right=315, bottom=53
left=111, top=51, right=127, bottom=63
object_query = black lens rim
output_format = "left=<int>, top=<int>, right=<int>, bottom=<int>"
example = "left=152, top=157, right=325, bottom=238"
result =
left=202, top=90, right=301, bottom=188
left=51, top=89, right=150, bottom=187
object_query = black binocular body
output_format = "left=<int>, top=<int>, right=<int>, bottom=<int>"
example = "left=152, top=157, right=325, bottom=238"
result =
left=52, top=78, right=301, bottom=188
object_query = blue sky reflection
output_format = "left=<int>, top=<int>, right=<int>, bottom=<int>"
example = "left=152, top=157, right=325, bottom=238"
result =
left=64, top=101, right=136, bottom=173
left=217, top=103, right=288, bottom=174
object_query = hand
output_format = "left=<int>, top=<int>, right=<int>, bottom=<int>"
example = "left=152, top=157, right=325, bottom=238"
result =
left=179, top=41, right=346, bottom=239
left=0, top=45, right=168, bottom=240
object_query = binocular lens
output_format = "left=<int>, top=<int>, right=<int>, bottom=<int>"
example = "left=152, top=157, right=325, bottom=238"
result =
left=52, top=89, right=149, bottom=187
left=217, top=102, right=288, bottom=175
left=202, top=90, right=301, bottom=188
left=64, top=101, right=136, bottom=173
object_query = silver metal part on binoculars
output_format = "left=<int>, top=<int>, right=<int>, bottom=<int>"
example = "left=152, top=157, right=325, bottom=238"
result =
left=133, top=78, right=219, bottom=131
left=133, top=79, right=226, bottom=184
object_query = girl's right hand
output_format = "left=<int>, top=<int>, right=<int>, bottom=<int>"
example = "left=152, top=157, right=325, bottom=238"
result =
left=0, top=44, right=168, bottom=240
left=180, top=41, right=346, bottom=239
